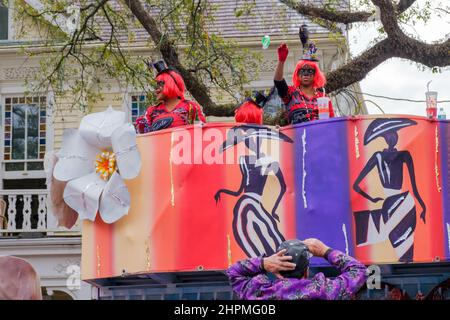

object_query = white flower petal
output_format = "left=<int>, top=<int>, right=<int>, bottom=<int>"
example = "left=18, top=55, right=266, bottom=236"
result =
left=49, top=178, right=79, bottom=229
left=112, top=123, right=141, bottom=180
left=53, top=129, right=97, bottom=181
left=98, top=172, right=130, bottom=224
left=45, top=151, right=78, bottom=229
left=79, top=106, right=126, bottom=149
left=63, top=172, right=106, bottom=221
left=44, top=151, right=58, bottom=189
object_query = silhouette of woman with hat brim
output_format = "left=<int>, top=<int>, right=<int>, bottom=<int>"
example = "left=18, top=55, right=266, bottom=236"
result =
left=214, top=97, right=292, bottom=257
left=353, top=118, right=426, bottom=262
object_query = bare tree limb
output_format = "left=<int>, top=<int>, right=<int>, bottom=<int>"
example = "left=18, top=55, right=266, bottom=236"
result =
left=325, top=38, right=395, bottom=92
left=279, top=0, right=372, bottom=24
left=394, top=37, right=450, bottom=68
left=371, top=0, right=403, bottom=38
left=326, top=28, right=449, bottom=92
left=307, top=0, right=450, bottom=93
left=436, top=7, right=450, bottom=15
left=372, top=0, right=450, bottom=66
left=397, top=0, right=417, bottom=13
left=279, top=0, right=418, bottom=24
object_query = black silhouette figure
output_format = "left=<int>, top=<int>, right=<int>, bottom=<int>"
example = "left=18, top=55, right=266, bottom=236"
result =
left=215, top=125, right=292, bottom=257
left=353, top=118, right=426, bottom=262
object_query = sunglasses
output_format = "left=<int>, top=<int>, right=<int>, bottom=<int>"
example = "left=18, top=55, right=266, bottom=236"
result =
left=156, top=69, right=184, bottom=92
left=299, top=68, right=316, bottom=76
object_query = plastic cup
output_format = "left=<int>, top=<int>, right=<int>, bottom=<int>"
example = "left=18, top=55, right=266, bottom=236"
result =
left=261, top=35, right=270, bottom=50
left=425, top=91, right=438, bottom=119
left=316, top=97, right=330, bottom=119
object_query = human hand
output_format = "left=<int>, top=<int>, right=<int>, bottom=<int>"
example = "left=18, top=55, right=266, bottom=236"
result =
left=214, top=191, right=221, bottom=204
left=277, top=43, right=289, bottom=62
left=263, top=249, right=296, bottom=279
left=420, top=208, right=426, bottom=223
left=302, top=238, right=330, bottom=257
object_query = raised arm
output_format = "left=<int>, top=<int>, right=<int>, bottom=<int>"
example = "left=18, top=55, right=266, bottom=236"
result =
left=214, top=157, right=247, bottom=203
left=322, top=249, right=368, bottom=299
left=270, top=161, right=286, bottom=222
left=303, top=238, right=367, bottom=300
left=227, top=249, right=295, bottom=300
left=403, top=151, right=426, bottom=222
left=274, top=43, right=288, bottom=81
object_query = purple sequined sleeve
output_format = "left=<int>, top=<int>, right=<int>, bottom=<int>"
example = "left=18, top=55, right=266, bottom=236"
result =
left=322, top=250, right=368, bottom=300
left=226, top=257, right=265, bottom=299
left=227, top=250, right=367, bottom=300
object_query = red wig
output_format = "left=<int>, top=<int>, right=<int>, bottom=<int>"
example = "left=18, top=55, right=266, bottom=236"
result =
left=292, top=60, right=326, bottom=89
left=235, top=100, right=263, bottom=125
left=155, top=70, right=186, bottom=100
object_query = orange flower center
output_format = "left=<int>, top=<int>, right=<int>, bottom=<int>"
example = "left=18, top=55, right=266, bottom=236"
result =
left=95, top=151, right=117, bottom=180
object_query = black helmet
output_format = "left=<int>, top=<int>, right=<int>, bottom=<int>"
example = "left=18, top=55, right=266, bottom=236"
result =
left=277, top=239, right=311, bottom=279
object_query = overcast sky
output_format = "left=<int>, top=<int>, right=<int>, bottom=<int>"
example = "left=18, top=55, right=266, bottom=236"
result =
left=347, top=1, right=449, bottom=116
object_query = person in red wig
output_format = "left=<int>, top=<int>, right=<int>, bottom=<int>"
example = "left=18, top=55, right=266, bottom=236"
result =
left=234, top=92, right=266, bottom=125
left=135, top=60, right=206, bottom=133
left=274, top=43, right=334, bottom=125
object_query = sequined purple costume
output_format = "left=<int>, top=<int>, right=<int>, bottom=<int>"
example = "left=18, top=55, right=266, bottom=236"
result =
left=227, top=249, right=367, bottom=300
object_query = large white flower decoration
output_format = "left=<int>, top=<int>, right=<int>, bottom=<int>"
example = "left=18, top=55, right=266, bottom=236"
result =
left=53, top=107, right=141, bottom=224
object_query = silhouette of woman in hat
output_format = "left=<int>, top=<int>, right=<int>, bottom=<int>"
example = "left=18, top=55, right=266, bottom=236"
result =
left=353, top=118, right=426, bottom=262
left=214, top=97, right=292, bottom=257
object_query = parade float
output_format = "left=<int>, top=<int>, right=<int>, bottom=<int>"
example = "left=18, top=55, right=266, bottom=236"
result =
left=49, top=108, right=450, bottom=299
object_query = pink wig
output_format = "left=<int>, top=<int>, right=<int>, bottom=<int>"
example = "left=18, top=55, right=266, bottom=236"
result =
left=156, top=70, right=186, bottom=100
left=292, top=60, right=326, bottom=89
left=235, top=100, right=263, bottom=125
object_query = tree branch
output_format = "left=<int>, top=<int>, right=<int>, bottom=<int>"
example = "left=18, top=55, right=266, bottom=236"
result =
left=318, top=0, right=449, bottom=93
left=371, top=0, right=403, bottom=38
left=279, top=0, right=372, bottom=24
left=279, top=0, right=418, bottom=24
left=395, top=37, right=450, bottom=68
left=325, top=38, right=395, bottom=92
left=397, top=0, right=417, bottom=13
left=372, top=0, right=450, bottom=67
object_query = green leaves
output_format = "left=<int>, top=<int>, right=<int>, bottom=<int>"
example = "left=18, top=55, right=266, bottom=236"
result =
left=13, top=0, right=262, bottom=114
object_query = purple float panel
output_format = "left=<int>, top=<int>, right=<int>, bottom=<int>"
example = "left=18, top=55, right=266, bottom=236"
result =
left=289, top=118, right=354, bottom=266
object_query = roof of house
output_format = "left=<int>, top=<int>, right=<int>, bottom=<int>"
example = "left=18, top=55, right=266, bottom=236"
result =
left=2, top=0, right=348, bottom=47
left=203, top=0, right=335, bottom=38
left=101, top=0, right=349, bottom=44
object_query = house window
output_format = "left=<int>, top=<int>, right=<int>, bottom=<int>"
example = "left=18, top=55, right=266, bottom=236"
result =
left=131, top=95, right=148, bottom=123
left=263, top=88, right=284, bottom=116
left=0, top=3, right=8, bottom=40
left=3, top=96, right=47, bottom=172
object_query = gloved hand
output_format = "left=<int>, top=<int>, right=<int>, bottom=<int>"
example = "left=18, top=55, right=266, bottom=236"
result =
left=135, top=116, right=146, bottom=134
left=277, top=43, right=289, bottom=62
